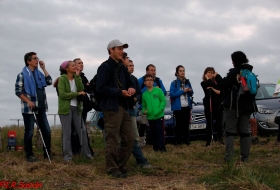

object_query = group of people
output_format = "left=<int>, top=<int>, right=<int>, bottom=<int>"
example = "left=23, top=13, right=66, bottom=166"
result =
left=15, top=40, right=280, bottom=178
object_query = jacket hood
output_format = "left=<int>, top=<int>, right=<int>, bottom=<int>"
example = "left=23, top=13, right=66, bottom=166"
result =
left=239, top=63, right=253, bottom=71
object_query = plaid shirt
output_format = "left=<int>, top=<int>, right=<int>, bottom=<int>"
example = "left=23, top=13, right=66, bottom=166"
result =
left=15, top=72, right=52, bottom=114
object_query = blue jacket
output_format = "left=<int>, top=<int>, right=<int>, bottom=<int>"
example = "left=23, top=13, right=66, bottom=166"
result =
left=169, top=78, right=194, bottom=111
left=96, top=57, right=134, bottom=112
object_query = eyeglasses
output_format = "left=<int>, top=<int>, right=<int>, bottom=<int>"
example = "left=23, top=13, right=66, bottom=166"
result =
left=145, top=79, right=154, bottom=82
left=32, top=57, right=39, bottom=60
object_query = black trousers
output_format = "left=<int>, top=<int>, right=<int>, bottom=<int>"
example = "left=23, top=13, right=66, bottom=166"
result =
left=204, top=111, right=224, bottom=144
left=174, top=106, right=191, bottom=145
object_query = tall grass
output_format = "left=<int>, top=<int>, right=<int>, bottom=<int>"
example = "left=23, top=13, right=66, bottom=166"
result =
left=0, top=125, right=279, bottom=190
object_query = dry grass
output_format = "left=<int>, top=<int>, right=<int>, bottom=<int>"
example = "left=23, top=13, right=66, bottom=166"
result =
left=0, top=126, right=279, bottom=190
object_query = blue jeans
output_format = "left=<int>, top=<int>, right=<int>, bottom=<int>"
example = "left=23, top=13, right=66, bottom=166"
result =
left=132, top=140, right=149, bottom=165
left=22, top=108, right=51, bottom=158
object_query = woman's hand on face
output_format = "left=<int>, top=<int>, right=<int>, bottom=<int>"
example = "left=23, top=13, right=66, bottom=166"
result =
left=205, top=74, right=209, bottom=80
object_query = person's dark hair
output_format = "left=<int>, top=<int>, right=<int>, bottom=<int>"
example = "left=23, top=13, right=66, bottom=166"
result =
left=231, top=51, right=249, bottom=68
left=24, top=52, right=37, bottom=66
left=53, top=77, right=59, bottom=88
left=122, top=52, right=128, bottom=59
left=73, top=58, right=80, bottom=63
left=175, top=65, right=185, bottom=76
left=143, top=74, right=154, bottom=81
left=59, top=61, right=71, bottom=75
left=146, top=64, right=155, bottom=71
left=202, top=67, right=215, bottom=81
left=108, top=47, right=115, bottom=55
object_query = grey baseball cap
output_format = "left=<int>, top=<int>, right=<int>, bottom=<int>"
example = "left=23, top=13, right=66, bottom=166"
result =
left=107, top=39, right=128, bottom=50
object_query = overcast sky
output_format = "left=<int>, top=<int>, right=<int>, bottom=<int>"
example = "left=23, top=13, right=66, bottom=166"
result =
left=1, top=0, right=280, bottom=127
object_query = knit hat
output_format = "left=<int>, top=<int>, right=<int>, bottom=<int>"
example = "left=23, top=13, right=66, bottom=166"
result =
left=231, top=51, right=248, bottom=67
left=60, top=60, right=71, bottom=70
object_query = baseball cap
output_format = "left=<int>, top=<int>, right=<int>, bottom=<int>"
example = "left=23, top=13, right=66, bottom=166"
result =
left=107, top=39, right=128, bottom=50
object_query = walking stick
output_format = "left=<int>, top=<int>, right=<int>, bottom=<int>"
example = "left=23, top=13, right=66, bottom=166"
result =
left=80, top=116, right=83, bottom=149
left=32, top=107, right=51, bottom=163
left=209, top=89, right=214, bottom=145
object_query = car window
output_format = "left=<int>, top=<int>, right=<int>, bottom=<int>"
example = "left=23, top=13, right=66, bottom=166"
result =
left=256, top=84, right=280, bottom=99
left=265, top=86, right=278, bottom=97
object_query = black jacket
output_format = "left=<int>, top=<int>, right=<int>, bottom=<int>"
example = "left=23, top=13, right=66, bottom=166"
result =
left=128, top=74, right=141, bottom=109
left=222, top=63, right=257, bottom=112
left=79, top=72, right=92, bottom=112
left=201, top=74, right=223, bottom=113
left=96, top=57, right=135, bottom=112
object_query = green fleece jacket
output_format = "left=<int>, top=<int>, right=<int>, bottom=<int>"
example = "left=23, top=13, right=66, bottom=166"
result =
left=142, top=87, right=166, bottom=120
left=58, top=74, right=84, bottom=114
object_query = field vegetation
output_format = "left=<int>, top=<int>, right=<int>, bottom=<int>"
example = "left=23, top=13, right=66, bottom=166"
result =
left=0, top=125, right=279, bottom=190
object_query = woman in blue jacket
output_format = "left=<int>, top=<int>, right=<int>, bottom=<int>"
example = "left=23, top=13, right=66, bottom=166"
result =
left=169, top=65, right=194, bottom=146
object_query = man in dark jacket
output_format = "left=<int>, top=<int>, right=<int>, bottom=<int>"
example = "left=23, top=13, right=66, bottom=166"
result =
left=223, top=51, right=257, bottom=162
left=96, top=39, right=135, bottom=178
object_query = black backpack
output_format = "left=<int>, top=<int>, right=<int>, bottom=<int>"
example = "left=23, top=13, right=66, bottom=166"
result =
left=88, top=61, right=115, bottom=111
left=89, top=74, right=102, bottom=111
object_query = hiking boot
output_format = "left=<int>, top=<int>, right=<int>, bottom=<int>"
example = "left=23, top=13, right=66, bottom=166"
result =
left=251, top=137, right=261, bottom=145
left=108, top=170, right=127, bottom=178
left=64, top=159, right=73, bottom=165
left=44, top=154, right=53, bottom=160
left=26, top=156, right=38, bottom=162
left=120, top=168, right=129, bottom=174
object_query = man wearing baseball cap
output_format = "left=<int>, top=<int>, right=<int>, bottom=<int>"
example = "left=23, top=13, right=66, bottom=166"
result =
left=96, top=39, right=135, bottom=178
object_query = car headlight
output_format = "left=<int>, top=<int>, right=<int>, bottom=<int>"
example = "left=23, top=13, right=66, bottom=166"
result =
left=257, top=107, right=275, bottom=114
left=164, top=115, right=172, bottom=120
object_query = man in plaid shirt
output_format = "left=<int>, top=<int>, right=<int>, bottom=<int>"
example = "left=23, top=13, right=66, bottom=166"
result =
left=15, top=52, right=52, bottom=162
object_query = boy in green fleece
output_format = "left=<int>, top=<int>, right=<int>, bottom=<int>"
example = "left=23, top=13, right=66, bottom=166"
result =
left=142, top=74, right=167, bottom=152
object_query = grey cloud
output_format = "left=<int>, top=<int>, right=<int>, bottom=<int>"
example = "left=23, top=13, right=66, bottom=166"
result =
left=0, top=0, right=280, bottom=126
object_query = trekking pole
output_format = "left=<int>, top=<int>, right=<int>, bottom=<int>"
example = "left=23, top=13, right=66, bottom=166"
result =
left=209, top=89, right=214, bottom=145
left=32, top=107, right=51, bottom=163
left=80, top=116, right=83, bottom=149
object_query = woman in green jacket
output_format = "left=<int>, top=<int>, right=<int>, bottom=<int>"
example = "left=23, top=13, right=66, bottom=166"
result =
left=58, top=60, right=93, bottom=163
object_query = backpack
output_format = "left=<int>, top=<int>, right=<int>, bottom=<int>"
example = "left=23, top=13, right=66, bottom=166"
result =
left=239, top=69, right=259, bottom=95
left=88, top=62, right=114, bottom=111
left=89, top=74, right=102, bottom=111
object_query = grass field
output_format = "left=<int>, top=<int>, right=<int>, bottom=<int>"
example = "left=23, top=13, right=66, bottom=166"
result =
left=0, top=125, right=279, bottom=190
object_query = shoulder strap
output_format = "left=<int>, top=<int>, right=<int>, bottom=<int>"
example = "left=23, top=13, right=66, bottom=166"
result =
left=155, top=77, right=161, bottom=88
left=141, top=76, right=145, bottom=89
